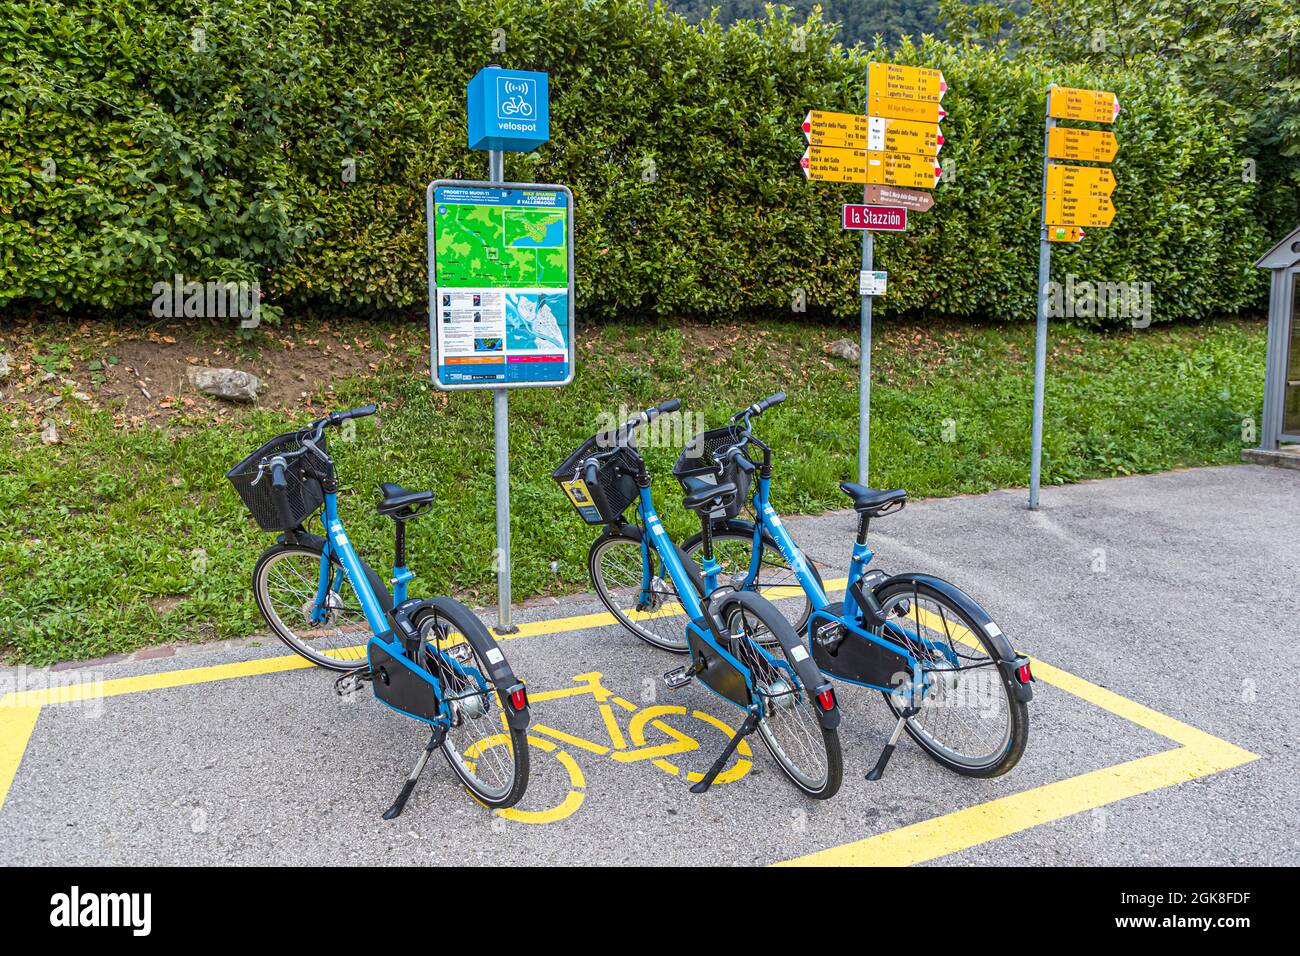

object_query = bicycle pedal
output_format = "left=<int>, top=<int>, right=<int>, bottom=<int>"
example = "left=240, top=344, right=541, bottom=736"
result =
left=662, top=666, right=693, bottom=690
left=334, top=669, right=372, bottom=697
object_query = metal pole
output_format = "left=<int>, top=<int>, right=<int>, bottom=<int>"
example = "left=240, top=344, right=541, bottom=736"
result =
left=858, top=65, right=873, bottom=487
left=1029, top=87, right=1056, bottom=510
left=488, top=147, right=516, bottom=632
left=859, top=229, right=873, bottom=486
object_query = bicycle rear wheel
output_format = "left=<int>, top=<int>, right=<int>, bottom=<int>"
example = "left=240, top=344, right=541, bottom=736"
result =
left=589, top=529, right=706, bottom=654
left=253, top=542, right=389, bottom=671
left=417, top=601, right=528, bottom=809
left=718, top=593, right=842, bottom=799
left=876, top=580, right=1028, bottom=778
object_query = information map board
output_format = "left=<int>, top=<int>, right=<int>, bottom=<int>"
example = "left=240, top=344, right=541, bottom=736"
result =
left=427, top=180, right=575, bottom=390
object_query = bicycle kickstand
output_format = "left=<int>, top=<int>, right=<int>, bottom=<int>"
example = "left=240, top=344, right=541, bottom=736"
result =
left=690, top=709, right=760, bottom=795
left=866, top=706, right=918, bottom=782
left=382, top=725, right=447, bottom=820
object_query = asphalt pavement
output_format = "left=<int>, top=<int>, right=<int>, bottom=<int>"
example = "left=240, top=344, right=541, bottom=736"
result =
left=1, top=464, right=1295, bottom=866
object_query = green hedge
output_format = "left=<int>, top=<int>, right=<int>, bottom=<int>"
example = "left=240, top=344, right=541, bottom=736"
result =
left=0, top=0, right=1286, bottom=322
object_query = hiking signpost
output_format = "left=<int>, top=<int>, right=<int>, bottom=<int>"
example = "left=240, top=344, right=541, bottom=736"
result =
left=427, top=65, right=568, bottom=632
left=801, top=62, right=945, bottom=483
left=1029, top=83, right=1120, bottom=509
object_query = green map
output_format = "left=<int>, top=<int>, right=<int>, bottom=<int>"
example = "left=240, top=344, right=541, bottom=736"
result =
left=435, top=201, right=568, bottom=288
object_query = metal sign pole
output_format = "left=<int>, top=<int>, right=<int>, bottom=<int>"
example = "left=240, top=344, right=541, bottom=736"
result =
left=859, top=229, right=873, bottom=486
left=1029, top=87, right=1056, bottom=510
left=858, top=65, right=873, bottom=487
left=487, top=147, right=516, bottom=632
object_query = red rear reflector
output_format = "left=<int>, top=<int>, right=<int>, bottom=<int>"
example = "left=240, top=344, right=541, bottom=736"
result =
left=510, top=687, right=528, bottom=710
left=817, top=688, right=836, bottom=711
left=1016, top=662, right=1033, bottom=684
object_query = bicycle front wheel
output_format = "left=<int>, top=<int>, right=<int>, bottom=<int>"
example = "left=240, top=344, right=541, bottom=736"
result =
left=589, top=529, right=705, bottom=654
left=417, top=601, right=528, bottom=809
left=718, top=593, right=842, bottom=799
left=876, top=580, right=1028, bottom=778
left=252, top=542, right=389, bottom=671
left=681, top=524, right=823, bottom=640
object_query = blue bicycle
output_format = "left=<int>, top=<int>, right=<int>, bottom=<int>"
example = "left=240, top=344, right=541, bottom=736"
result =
left=677, top=393, right=1033, bottom=780
left=554, top=399, right=843, bottom=798
left=228, top=405, right=530, bottom=817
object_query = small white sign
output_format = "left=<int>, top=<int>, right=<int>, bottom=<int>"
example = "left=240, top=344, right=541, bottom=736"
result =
left=859, top=270, right=888, bottom=296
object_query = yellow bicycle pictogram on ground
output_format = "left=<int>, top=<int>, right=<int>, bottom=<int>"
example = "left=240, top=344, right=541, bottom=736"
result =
left=463, top=671, right=753, bottom=824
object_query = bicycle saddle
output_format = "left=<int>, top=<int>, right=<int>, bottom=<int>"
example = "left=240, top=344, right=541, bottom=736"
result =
left=376, top=482, right=435, bottom=519
left=681, top=474, right=737, bottom=513
left=839, top=482, right=907, bottom=517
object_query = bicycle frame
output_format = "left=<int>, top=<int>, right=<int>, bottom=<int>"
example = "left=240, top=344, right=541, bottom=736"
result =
left=729, top=469, right=950, bottom=696
left=633, top=485, right=798, bottom=716
left=305, top=490, right=497, bottom=729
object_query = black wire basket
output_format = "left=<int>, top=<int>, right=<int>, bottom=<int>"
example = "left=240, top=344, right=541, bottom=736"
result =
left=672, top=425, right=754, bottom=520
left=227, top=431, right=327, bottom=532
left=552, top=434, right=641, bottom=525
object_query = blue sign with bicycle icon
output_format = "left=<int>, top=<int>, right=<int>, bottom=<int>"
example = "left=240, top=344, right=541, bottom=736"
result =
left=467, top=66, right=550, bottom=152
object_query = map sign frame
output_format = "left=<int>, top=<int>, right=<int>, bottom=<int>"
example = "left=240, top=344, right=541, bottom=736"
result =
left=426, top=179, right=576, bottom=391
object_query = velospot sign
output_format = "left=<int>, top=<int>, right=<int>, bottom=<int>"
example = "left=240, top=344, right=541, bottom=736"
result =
left=467, top=66, right=550, bottom=152
left=437, top=66, right=561, bottom=634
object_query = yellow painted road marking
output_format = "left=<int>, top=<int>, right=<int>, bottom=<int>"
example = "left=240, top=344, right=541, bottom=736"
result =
left=493, top=735, right=586, bottom=825
left=780, top=745, right=1255, bottom=867
left=0, top=573, right=1259, bottom=867
left=0, top=705, right=41, bottom=810
left=778, top=654, right=1258, bottom=866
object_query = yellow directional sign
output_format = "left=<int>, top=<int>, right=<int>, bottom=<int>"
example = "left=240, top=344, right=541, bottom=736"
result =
left=870, top=116, right=942, bottom=157
left=867, top=93, right=945, bottom=125
left=802, top=110, right=870, bottom=148
left=868, top=62, right=946, bottom=104
left=802, top=146, right=941, bottom=189
left=804, top=110, right=943, bottom=157
left=1047, top=225, right=1086, bottom=243
left=1048, top=86, right=1120, bottom=124
left=866, top=149, right=941, bottom=189
left=1048, top=127, right=1118, bottom=164
left=1045, top=163, right=1116, bottom=227
left=801, top=144, right=870, bottom=184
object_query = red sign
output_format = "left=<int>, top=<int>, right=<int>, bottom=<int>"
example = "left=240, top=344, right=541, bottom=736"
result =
left=842, top=204, right=908, bottom=231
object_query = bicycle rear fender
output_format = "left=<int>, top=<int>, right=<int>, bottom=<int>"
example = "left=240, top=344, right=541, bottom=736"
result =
left=717, top=590, right=841, bottom=731
left=422, top=597, right=530, bottom=730
left=876, top=573, right=1033, bottom=703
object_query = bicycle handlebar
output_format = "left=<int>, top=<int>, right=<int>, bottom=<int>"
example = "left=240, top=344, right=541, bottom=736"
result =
left=329, top=404, right=377, bottom=425
left=619, top=397, right=680, bottom=434
left=253, top=404, right=379, bottom=480
left=732, top=391, right=785, bottom=422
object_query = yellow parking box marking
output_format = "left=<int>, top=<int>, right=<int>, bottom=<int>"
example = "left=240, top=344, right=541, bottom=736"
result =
left=6, top=654, right=314, bottom=709
left=779, top=745, right=1252, bottom=866
left=0, top=574, right=1259, bottom=864
left=0, top=704, right=41, bottom=810
left=778, top=650, right=1258, bottom=866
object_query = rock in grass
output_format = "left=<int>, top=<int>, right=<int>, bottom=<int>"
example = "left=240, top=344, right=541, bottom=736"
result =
left=40, top=419, right=59, bottom=445
left=187, top=366, right=261, bottom=403
left=0, top=352, right=11, bottom=381
left=825, top=338, right=861, bottom=364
